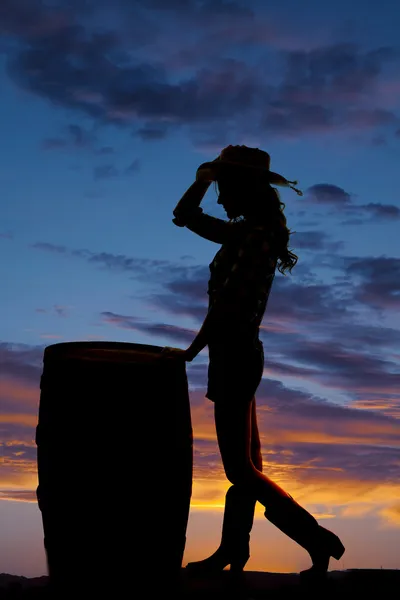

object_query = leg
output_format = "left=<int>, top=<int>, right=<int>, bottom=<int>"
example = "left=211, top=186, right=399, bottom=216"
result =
left=214, top=400, right=345, bottom=579
left=219, top=398, right=262, bottom=565
left=186, top=398, right=261, bottom=574
left=250, top=396, right=263, bottom=472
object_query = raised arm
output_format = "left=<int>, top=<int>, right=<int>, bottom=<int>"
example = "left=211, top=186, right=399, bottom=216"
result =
left=172, top=161, right=243, bottom=245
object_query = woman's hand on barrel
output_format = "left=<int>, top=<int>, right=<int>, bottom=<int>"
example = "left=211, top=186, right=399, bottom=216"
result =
left=161, top=346, right=196, bottom=362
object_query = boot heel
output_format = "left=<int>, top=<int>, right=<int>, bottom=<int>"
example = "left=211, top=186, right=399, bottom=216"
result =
left=185, top=545, right=249, bottom=575
left=230, top=557, right=249, bottom=574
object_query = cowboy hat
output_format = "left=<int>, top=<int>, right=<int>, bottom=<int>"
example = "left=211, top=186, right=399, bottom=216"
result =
left=196, top=145, right=303, bottom=196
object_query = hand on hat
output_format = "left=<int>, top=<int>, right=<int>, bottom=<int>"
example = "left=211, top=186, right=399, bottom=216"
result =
left=196, top=156, right=220, bottom=182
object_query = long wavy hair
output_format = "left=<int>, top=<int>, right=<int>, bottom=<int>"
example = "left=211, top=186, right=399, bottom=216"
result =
left=215, top=176, right=298, bottom=276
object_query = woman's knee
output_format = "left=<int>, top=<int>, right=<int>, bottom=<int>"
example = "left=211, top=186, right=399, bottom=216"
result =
left=225, top=461, right=257, bottom=486
left=252, top=449, right=263, bottom=472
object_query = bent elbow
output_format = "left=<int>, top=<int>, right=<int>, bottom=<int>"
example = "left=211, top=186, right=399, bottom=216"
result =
left=172, top=217, right=186, bottom=227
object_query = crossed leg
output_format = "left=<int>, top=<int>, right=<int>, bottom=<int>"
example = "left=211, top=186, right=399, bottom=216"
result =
left=214, top=395, right=344, bottom=578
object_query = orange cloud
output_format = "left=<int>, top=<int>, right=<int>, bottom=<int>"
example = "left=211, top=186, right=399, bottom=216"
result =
left=379, top=503, right=400, bottom=527
left=0, top=413, right=37, bottom=427
left=0, top=379, right=39, bottom=410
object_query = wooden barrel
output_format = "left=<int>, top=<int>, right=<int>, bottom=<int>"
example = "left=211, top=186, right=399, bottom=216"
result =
left=35, top=341, right=193, bottom=595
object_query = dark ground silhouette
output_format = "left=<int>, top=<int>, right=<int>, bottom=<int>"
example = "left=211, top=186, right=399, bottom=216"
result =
left=1, top=569, right=399, bottom=599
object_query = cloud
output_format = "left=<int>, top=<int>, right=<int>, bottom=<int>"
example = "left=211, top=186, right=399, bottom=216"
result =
left=35, top=305, right=70, bottom=317
left=42, top=123, right=96, bottom=151
left=0, top=342, right=43, bottom=387
left=101, top=311, right=198, bottom=345
left=30, top=235, right=400, bottom=425
left=0, top=490, right=37, bottom=503
left=306, top=184, right=353, bottom=206
left=96, top=146, right=114, bottom=155
left=380, top=503, right=400, bottom=526
left=160, top=280, right=400, bottom=420
left=31, top=226, right=400, bottom=324
left=2, top=2, right=399, bottom=143
left=31, top=235, right=400, bottom=344
left=32, top=242, right=67, bottom=254
left=0, top=343, right=42, bottom=496
left=288, top=230, right=345, bottom=254
left=372, top=134, right=387, bottom=146
left=2, top=442, right=37, bottom=463
left=1, top=331, right=399, bottom=515
left=188, top=385, right=400, bottom=518
left=93, top=159, right=140, bottom=179
left=136, top=124, right=170, bottom=141
left=359, top=203, right=400, bottom=220
left=32, top=240, right=198, bottom=280
left=343, top=255, right=400, bottom=311
left=125, top=159, right=140, bottom=175
left=265, top=336, right=400, bottom=420
left=305, top=184, right=400, bottom=223
left=187, top=386, right=400, bottom=519
left=93, top=164, right=119, bottom=180
left=0, top=0, right=70, bottom=38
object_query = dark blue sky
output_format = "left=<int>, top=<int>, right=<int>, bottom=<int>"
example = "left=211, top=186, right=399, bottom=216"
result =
left=1, top=0, right=400, bottom=577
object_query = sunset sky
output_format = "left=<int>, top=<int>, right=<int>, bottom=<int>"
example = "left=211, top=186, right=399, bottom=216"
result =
left=1, top=0, right=400, bottom=578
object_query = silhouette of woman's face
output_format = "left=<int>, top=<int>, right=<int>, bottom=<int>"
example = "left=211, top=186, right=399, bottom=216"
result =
left=216, top=177, right=244, bottom=219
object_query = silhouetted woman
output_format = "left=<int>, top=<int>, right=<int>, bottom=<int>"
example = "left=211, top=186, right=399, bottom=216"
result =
left=162, top=145, right=345, bottom=583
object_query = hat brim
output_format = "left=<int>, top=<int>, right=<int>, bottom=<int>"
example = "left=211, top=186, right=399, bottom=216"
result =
left=197, top=160, right=289, bottom=186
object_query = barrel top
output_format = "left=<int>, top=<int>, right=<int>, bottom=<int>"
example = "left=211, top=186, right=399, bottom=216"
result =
left=44, top=340, right=164, bottom=362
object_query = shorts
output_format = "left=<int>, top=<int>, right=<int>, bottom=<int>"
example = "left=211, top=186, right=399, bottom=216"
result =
left=205, top=340, right=264, bottom=404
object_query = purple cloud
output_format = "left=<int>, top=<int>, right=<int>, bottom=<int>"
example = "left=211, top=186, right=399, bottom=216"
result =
left=29, top=234, right=400, bottom=426
left=1, top=322, right=400, bottom=493
left=2, top=2, right=399, bottom=143
left=32, top=241, right=190, bottom=279
left=0, top=342, right=43, bottom=386
left=305, top=184, right=400, bottom=222
left=344, top=255, right=400, bottom=311
left=360, top=203, right=400, bottom=220
left=101, top=311, right=197, bottom=344
left=306, top=184, right=353, bottom=206
left=31, top=235, right=400, bottom=328
left=288, top=230, right=345, bottom=253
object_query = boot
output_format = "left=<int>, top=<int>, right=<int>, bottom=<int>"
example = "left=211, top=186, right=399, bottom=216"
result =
left=185, top=484, right=256, bottom=574
left=261, top=481, right=345, bottom=580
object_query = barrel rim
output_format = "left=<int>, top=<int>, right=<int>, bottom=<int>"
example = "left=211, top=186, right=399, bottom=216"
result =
left=44, top=341, right=164, bottom=359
